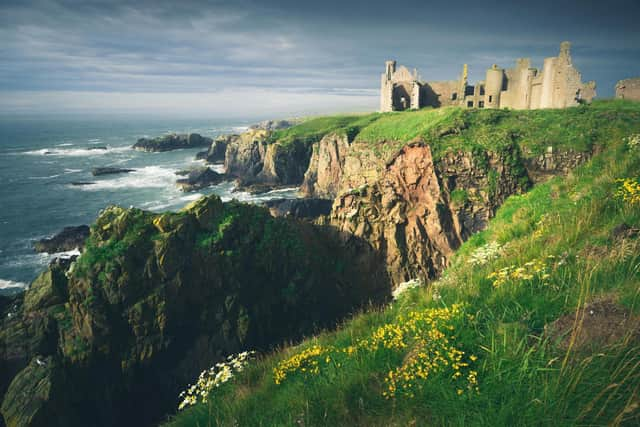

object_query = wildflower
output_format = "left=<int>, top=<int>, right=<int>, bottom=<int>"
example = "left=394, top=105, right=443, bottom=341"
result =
left=177, top=351, right=255, bottom=410
left=615, top=177, right=640, bottom=205
left=487, top=257, right=551, bottom=288
left=624, top=133, right=640, bottom=150
left=468, top=242, right=503, bottom=266
left=392, top=278, right=423, bottom=300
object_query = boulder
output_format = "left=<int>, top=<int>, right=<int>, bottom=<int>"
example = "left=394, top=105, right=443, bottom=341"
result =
left=33, top=226, right=89, bottom=254
left=175, top=167, right=225, bottom=192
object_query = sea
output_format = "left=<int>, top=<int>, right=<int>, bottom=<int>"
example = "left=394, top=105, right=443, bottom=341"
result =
left=0, top=115, right=299, bottom=294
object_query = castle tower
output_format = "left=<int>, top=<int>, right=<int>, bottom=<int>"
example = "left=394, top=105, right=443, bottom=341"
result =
left=484, top=64, right=504, bottom=108
left=380, top=60, right=397, bottom=112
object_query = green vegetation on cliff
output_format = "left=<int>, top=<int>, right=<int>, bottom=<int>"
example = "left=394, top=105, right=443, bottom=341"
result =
left=168, top=104, right=640, bottom=426
left=0, top=195, right=389, bottom=427
left=269, top=113, right=382, bottom=146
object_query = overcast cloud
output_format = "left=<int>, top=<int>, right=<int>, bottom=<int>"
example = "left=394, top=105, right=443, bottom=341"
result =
left=1, top=0, right=639, bottom=118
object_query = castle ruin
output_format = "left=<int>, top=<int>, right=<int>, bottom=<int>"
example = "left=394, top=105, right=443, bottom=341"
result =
left=615, top=78, right=640, bottom=101
left=380, top=42, right=596, bottom=112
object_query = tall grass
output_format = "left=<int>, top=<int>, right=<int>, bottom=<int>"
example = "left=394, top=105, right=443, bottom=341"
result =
left=166, top=104, right=640, bottom=426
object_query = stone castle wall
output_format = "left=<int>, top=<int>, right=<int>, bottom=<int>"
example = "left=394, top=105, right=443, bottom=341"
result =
left=380, top=42, right=596, bottom=112
left=616, top=78, right=640, bottom=101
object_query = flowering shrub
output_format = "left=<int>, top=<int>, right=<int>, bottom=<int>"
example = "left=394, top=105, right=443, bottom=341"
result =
left=178, top=351, right=255, bottom=410
left=615, top=178, right=640, bottom=205
left=392, top=278, right=423, bottom=300
left=273, top=345, right=331, bottom=384
left=273, top=304, right=479, bottom=399
left=487, top=256, right=553, bottom=288
left=468, top=241, right=503, bottom=266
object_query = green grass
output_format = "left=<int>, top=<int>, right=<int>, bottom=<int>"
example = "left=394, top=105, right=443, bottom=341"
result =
left=166, top=103, right=640, bottom=427
left=269, top=100, right=640, bottom=165
left=268, top=113, right=382, bottom=146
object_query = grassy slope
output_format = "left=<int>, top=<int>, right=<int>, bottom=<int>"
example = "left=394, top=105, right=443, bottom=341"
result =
left=167, top=102, right=640, bottom=426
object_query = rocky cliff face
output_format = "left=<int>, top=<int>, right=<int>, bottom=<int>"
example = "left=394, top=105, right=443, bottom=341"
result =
left=299, top=130, right=591, bottom=286
left=300, top=133, right=351, bottom=199
left=224, top=129, right=314, bottom=189
left=0, top=197, right=388, bottom=427
left=305, top=141, right=530, bottom=285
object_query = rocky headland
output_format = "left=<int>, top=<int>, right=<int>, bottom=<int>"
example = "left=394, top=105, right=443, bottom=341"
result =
left=133, top=133, right=212, bottom=152
left=0, top=196, right=387, bottom=426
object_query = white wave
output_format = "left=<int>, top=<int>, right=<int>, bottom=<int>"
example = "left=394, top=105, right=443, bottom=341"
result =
left=210, top=163, right=226, bottom=174
left=64, top=168, right=82, bottom=173
left=232, top=126, right=249, bottom=133
left=74, top=165, right=178, bottom=190
left=88, top=138, right=102, bottom=143
left=44, top=248, right=81, bottom=257
left=28, top=174, right=61, bottom=180
left=0, top=279, right=27, bottom=290
left=223, top=186, right=300, bottom=203
left=24, top=146, right=131, bottom=157
left=264, top=187, right=299, bottom=194
left=147, top=192, right=204, bottom=212
left=180, top=193, right=203, bottom=202
left=56, top=143, right=74, bottom=147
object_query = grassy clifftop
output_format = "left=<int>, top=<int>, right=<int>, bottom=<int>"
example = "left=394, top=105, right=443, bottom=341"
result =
left=270, top=100, right=640, bottom=161
left=168, top=103, right=640, bottom=426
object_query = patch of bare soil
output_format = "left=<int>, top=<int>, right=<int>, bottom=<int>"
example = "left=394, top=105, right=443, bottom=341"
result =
left=546, top=299, right=640, bottom=351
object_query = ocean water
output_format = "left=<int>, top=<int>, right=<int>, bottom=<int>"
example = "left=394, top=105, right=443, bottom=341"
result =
left=0, top=116, right=298, bottom=293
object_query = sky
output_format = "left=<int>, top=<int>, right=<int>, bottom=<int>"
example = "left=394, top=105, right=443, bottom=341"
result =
left=1, top=0, right=639, bottom=119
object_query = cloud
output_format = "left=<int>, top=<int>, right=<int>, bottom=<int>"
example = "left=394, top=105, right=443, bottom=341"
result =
left=0, top=0, right=638, bottom=115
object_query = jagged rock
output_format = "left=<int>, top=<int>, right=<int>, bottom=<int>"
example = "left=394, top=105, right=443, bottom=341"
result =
left=0, top=196, right=389, bottom=427
left=301, top=133, right=351, bottom=199
left=263, top=198, right=333, bottom=219
left=133, top=133, right=212, bottom=152
left=23, top=266, right=68, bottom=312
left=327, top=143, right=529, bottom=285
left=91, top=167, right=135, bottom=176
left=224, top=129, right=314, bottom=190
left=1, top=356, right=75, bottom=427
left=33, top=226, right=89, bottom=254
left=175, top=167, right=225, bottom=192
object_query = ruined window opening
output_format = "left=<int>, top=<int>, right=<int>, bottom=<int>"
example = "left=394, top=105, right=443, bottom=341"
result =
left=467, top=101, right=474, bottom=108
left=480, top=87, right=485, bottom=96
left=488, top=95, right=493, bottom=103
left=479, top=101, right=485, bottom=108
left=451, top=93, right=457, bottom=101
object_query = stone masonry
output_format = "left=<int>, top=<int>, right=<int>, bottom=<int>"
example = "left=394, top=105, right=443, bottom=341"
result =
left=380, top=42, right=596, bottom=112
left=615, top=78, right=640, bottom=101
